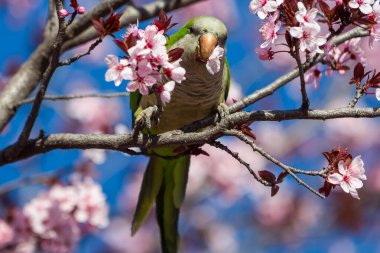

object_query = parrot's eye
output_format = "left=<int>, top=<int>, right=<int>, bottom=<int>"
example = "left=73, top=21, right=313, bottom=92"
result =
left=188, top=26, right=195, bottom=33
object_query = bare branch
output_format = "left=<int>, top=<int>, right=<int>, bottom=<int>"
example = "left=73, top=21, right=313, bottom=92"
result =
left=293, top=42, right=309, bottom=110
left=1, top=107, right=379, bottom=166
left=348, top=87, right=365, bottom=108
left=6, top=0, right=67, bottom=159
left=59, top=38, right=103, bottom=66
left=62, top=0, right=205, bottom=51
left=15, top=92, right=129, bottom=107
left=210, top=141, right=273, bottom=187
left=224, top=130, right=325, bottom=198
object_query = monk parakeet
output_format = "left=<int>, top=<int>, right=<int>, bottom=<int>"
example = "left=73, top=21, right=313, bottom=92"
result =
left=130, top=16, right=230, bottom=253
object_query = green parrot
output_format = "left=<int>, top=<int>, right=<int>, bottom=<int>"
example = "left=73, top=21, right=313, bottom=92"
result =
left=130, top=16, right=230, bottom=253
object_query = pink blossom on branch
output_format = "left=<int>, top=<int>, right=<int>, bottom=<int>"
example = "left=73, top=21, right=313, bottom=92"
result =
left=295, top=2, right=320, bottom=31
left=249, top=0, right=284, bottom=19
left=206, top=46, right=225, bottom=75
left=104, top=20, right=185, bottom=105
left=259, top=12, right=280, bottom=48
left=327, top=156, right=367, bottom=199
left=289, top=26, right=328, bottom=56
left=348, top=0, right=374, bottom=14
left=304, top=65, right=322, bottom=89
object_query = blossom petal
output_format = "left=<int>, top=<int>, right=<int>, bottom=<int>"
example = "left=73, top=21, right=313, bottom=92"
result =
left=328, top=173, right=343, bottom=184
left=348, top=177, right=363, bottom=189
left=289, top=27, right=303, bottom=38
left=376, top=88, right=380, bottom=101
left=340, top=181, right=351, bottom=193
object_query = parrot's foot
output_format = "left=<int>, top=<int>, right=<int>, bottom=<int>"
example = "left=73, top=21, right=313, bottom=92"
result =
left=217, top=103, right=230, bottom=121
left=133, top=105, right=160, bottom=136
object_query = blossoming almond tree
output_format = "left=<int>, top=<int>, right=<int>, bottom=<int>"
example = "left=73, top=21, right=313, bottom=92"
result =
left=1, top=0, right=380, bottom=252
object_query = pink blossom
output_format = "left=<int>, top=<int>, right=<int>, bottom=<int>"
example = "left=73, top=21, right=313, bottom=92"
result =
left=73, top=177, right=109, bottom=228
left=125, top=21, right=144, bottom=38
left=77, top=6, right=85, bottom=14
left=289, top=26, right=328, bottom=56
left=349, top=0, right=374, bottom=14
left=369, top=23, right=380, bottom=48
left=373, top=0, right=380, bottom=19
left=328, top=155, right=367, bottom=199
left=259, top=12, right=280, bottom=48
left=58, top=9, right=70, bottom=18
left=340, top=38, right=366, bottom=65
left=164, top=60, right=186, bottom=83
left=206, top=46, right=225, bottom=75
left=376, top=88, right=380, bottom=100
left=304, top=66, right=322, bottom=89
left=295, top=2, right=320, bottom=30
left=39, top=205, right=80, bottom=253
left=104, top=55, right=132, bottom=87
left=0, top=219, right=14, bottom=248
left=249, top=0, right=283, bottom=19
left=255, top=47, right=275, bottom=60
left=158, top=81, right=176, bottom=105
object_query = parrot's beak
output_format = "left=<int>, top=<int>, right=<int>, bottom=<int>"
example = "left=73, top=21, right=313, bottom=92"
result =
left=197, top=33, right=218, bottom=62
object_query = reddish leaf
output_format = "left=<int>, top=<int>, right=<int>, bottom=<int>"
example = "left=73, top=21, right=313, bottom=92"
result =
left=276, top=171, right=289, bottom=183
left=271, top=185, right=280, bottom=197
left=259, top=170, right=276, bottom=184
left=92, top=9, right=122, bottom=38
left=153, top=10, right=177, bottom=34
left=168, top=48, right=184, bottom=62
left=69, top=0, right=79, bottom=9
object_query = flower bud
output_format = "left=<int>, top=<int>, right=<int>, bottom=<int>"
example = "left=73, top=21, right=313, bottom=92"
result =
left=58, top=9, right=70, bottom=17
left=77, top=6, right=85, bottom=14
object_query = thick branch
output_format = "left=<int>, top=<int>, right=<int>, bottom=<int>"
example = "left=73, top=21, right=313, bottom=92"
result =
left=62, top=0, right=204, bottom=51
left=1, top=107, right=379, bottom=166
left=9, top=1, right=67, bottom=158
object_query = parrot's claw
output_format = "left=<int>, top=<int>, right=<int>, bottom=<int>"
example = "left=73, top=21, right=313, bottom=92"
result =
left=217, top=103, right=229, bottom=121
left=133, top=105, right=160, bottom=136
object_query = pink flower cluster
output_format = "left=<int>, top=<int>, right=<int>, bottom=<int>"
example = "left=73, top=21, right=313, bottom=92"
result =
left=105, top=22, right=186, bottom=105
left=289, top=2, right=328, bottom=56
left=327, top=155, right=367, bottom=199
left=0, top=175, right=109, bottom=253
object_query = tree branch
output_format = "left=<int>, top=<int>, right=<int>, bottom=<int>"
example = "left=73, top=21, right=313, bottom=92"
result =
left=224, top=129, right=325, bottom=198
left=210, top=140, right=273, bottom=187
left=6, top=0, right=67, bottom=159
left=62, top=0, right=205, bottom=51
left=1, top=107, right=379, bottom=166
left=15, top=92, right=129, bottom=107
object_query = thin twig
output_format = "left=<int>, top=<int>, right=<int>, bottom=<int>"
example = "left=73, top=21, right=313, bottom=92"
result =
left=293, top=42, right=310, bottom=110
left=15, top=92, right=129, bottom=107
left=4, top=0, right=67, bottom=160
left=348, top=86, right=365, bottom=108
left=210, top=141, right=273, bottom=187
left=224, top=129, right=325, bottom=198
left=59, top=38, right=102, bottom=66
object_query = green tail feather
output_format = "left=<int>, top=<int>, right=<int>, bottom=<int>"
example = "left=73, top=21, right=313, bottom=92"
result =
left=132, top=155, right=190, bottom=253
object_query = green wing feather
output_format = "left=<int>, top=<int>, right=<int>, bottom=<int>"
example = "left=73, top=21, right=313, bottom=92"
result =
left=224, top=58, right=231, bottom=101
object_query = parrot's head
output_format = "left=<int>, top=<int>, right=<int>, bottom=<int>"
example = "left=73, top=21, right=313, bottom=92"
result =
left=170, top=16, right=228, bottom=69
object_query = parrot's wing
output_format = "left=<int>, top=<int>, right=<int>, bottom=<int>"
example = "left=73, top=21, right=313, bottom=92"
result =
left=224, top=58, right=231, bottom=101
